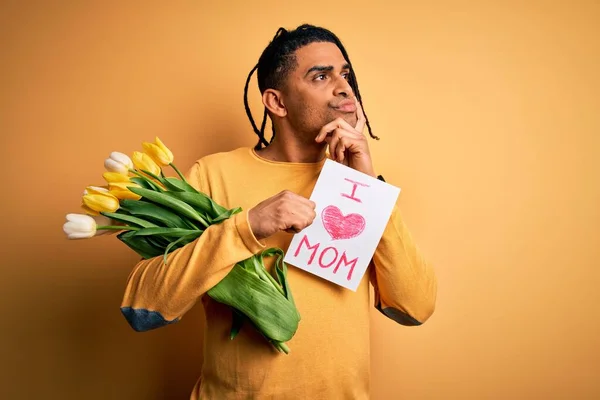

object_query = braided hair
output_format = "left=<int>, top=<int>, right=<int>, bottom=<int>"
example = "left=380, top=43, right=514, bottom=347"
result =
left=244, top=24, right=378, bottom=150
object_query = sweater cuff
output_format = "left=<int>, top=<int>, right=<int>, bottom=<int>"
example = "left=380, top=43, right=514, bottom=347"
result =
left=234, top=209, right=266, bottom=254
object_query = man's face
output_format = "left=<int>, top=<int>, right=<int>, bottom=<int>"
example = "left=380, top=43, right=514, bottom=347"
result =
left=281, top=41, right=358, bottom=141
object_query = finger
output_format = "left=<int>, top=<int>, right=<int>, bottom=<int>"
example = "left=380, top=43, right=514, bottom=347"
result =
left=282, top=192, right=315, bottom=209
left=354, top=98, right=366, bottom=133
left=306, top=199, right=316, bottom=209
left=337, top=136, right=347, bottom=164
left=295, top=200, right=317, bottom=217
left=327, top=129, right=341, bottom=161
left=332, top=117, right=363, bottom=138
left=297, top=199, right=317, bottom=214
left=286, top=213, right=313, bottom=233
left=315, top=118, right=358, bottom=143
left=314, top=120, right=338, bottom=143
left=338, top=138, right=356, bottom=165
left=286, top=198, right=317, bottom=219
left=327, top=129, right=365, bottom=162
left=326, top=127, right=353, bottom=162
left=339, top=135, right=366, bottom=165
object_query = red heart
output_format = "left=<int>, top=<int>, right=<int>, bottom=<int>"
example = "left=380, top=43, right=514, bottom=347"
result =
left=321, top=205, right=366, bottom=240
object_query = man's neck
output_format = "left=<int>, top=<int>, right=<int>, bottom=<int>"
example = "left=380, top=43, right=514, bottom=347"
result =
left=256, top=136, right=327, bottom=164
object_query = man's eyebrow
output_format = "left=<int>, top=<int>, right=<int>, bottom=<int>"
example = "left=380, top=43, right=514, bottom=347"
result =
left=305, top=65, right=333, bottom=77
left=304, top=63, right=351, bottom=77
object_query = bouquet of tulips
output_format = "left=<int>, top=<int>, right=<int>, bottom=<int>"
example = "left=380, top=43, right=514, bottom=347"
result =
left=63, top=137, right=300, bottom=353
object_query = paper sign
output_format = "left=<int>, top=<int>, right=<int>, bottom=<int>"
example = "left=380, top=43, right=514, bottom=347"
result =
left=284, top=159, right=401, bottom=291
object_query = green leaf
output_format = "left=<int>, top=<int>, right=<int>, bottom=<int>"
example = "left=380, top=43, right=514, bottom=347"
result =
left=141, top=171, right=187, bottom=193
left=210, top=200, right=229, bottom=218
left=128, top=187, right=209, bottom=227
left=164, top=177, right=199, bottom=193
left=129, top=177, right=154, bottom=190
left=230, top=309, right=245, bottom=340
left=249, top=254, right=284, bottom=295
left=159, top=177, right=186, bottom=192
left=257, top=248, right=299, bottom=319
left=162, top=191, right=239, bottom=223
left=271, top=249, right=298, bottom=314
left=163, top=191, right=213, bottom=214
left=100, top=211, right=159, bottom=229
left=132, top=227, right=202, bottom=237
left=130, top=170, right=164, bottom=192
left=162, top=233, right=198, bottom=265
left=140, top=169, right=200, bottom=194
left=145, top=235, right=169, bottom=250
left=211, top=207, right=243, bottom=224
left=207, top=262, right=300, bottom=342
left=139, top=169, right=163, bottom=182
left=117, top=231, right=164, bottom=259
left=236, top=257, right=259, bottom=276
left=120, top=199, right=196, bottom=229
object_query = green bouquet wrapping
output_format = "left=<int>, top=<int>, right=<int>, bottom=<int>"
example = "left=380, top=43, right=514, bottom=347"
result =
left=62, top=137, right=300, bottom=353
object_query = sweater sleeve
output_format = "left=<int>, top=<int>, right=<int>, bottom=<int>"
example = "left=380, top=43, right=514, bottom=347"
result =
left=120, top=160, right=265, bottom=332
left=369, top=204, right=437, bottom=326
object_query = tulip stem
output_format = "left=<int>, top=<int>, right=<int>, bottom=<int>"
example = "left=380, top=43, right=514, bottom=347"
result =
left=97, top=225, right=138, bottom=231
left=169, top=163, right=187, bottom=183
left=272, top=341, right=290, bottom=354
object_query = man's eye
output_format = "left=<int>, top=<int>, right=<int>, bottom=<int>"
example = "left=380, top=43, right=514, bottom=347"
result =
left=314, top=74, right=327, bottom=81
left=342, top=72, right=350, bottom=80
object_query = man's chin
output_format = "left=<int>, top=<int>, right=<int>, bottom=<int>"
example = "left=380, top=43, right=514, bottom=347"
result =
left=327, top=110, right=358, bottom=127
left=341, top=113, right=358, bottom=128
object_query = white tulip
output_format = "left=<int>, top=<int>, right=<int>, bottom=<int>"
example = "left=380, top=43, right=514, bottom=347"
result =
left=63, top=213, right=96, bottom=239
left=104, top=151, right=133, bottom=175
left=63, top=213, right=114, bottom=239
left=82, top=186, right=109, bottom=196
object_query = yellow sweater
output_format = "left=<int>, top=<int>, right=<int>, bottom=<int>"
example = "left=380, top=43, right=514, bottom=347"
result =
left=120, top=147, right=437, bottom=399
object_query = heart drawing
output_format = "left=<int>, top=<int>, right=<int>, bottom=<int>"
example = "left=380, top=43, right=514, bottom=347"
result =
left=321, top=205, right=366, bottom=240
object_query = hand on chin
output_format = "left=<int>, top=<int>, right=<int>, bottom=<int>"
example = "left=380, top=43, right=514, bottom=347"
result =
left=315, top=99, right=376, bottom=177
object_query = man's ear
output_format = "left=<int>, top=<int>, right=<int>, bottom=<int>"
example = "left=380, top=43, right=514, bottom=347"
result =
left=262, top=89, right=287, bottom=117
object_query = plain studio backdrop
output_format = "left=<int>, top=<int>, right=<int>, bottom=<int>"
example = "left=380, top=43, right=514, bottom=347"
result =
left=1, top=1, right=598, bottom=399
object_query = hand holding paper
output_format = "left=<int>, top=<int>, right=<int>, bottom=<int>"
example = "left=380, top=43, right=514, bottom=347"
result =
left=248, top=190, right=317, bottom=240
left=284, top=159, right=400, bottom=291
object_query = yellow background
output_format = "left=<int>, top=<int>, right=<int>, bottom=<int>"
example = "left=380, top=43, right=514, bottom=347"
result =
left=2, top=1, right=599, bottom=399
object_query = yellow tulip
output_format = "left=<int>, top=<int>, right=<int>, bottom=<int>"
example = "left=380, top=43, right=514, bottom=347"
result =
left=132, top=151, right=161, bottom=176
left=142, top=137, right=174, bottom=166
left=82, top=191, right=120, bottom=213
left=81, top=187, right=111, bottom=215
left=81, top=203, right=99, bottom=216
left=103, top=172, right=131, bottom=184
left=108, top=181, right=142, bottom=200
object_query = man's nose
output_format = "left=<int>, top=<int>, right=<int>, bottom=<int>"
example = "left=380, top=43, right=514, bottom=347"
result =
left=333, top=76, right=353, bottom=97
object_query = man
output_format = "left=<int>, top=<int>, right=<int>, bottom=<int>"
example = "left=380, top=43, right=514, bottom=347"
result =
left=120, top=24, right=437, bottom=399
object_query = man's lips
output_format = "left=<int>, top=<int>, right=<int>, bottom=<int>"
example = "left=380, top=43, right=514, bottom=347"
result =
left=333, top=99, right=357, bottom=113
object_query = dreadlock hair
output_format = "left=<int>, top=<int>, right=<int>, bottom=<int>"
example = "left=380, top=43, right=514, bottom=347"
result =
left=243, top=24, right=379, bottom=151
